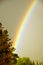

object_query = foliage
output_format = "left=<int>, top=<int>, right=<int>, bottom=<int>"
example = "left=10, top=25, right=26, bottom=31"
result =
left=16, top=57, right=32, bottom=65
left=0, top=23, right=43, bottom=65
left=12, top=53, right=19, bottom=65
left=0, top=22, right=18, bottom=65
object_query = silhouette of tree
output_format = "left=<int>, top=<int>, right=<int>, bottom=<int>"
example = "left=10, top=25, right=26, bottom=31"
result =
left=0, top=22, right=18, bottom=65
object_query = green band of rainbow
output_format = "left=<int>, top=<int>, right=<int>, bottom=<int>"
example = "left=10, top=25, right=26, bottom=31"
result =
left=13, top=1, right=38, bottom=48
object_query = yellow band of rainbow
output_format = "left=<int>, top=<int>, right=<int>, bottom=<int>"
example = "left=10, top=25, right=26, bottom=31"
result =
left=13, top=1, right=38, bottom=48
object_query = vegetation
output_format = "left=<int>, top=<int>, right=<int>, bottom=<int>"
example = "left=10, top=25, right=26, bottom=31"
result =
left=0, top=22, right=43, bottom=65
left=16, top=57, right=32, bottom=65
left=16, top=57, right=43, bottom=65
left=0, top=22, right=18, bottom=65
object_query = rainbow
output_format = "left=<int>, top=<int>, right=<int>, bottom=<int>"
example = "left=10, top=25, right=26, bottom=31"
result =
left=13, top=1, right=38, bottom=48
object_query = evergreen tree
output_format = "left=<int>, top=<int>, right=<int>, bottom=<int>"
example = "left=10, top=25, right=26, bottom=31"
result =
left=0, top=22, right=18, bottom=65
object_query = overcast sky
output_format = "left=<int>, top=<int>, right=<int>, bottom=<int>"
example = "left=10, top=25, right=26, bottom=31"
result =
left=0, top=0, right=43, bottom=61
left=0, top=0, right=31, bottom=39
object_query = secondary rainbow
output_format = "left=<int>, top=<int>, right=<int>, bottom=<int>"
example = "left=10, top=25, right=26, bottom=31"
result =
left=13, top=1, right=38, bottom=48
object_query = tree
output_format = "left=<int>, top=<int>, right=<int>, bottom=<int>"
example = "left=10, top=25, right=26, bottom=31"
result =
left=0, top=22, right=18, bottom=65
left=16, top=57, right=32, bottom=65
left=32, top=60, right=35, bottom=65
left=12, top=53, right=19, bottom=65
